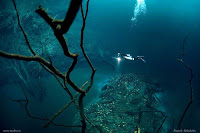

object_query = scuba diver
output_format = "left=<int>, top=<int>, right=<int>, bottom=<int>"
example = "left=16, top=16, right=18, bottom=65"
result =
left=117, top=52, right=146, bottom=63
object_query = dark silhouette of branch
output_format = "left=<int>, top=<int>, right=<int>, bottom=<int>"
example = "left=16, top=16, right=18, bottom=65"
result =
left=62, top=0, right=82, bottom=34
left=0, top=51, right=64, bottom=79
left=168, top=119, right=175, bottom=133
left=78, top=0, right=99, bottom=132
left=34, top=0, right=82, bottom=34
left=80, top=0, right=95, bottom=72
left=125, top=110, right=166, bottom=117
left=84, top=115, right=103, bottom=133
left=177, top=32, right=193, bottom=129
left=156, top=115, right=167, bottom=133
left=43, top=99, right=74, bottom=128
left=12, top=0, right=35, bottom=55
left=43, top=92, right=79, bottom=128
left=152, top=93, right=162, bottom=103
left=181, top=31, right=192, bottom=60
left=177, top=59, right=193, bottom=129
left=10, top=84, right=81, bottom=128
left=27, top=59, right=82, bottom=129
left=0, top=0, right=98, bottom=132
left=35, top=5, right=86, bottom=94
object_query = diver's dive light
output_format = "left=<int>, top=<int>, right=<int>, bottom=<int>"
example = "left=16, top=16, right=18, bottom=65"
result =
left=117, top=57, right=121, bottom=62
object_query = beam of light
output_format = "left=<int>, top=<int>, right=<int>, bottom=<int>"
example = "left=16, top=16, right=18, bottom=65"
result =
left=131, top=0, right=147, bottom=27
left=117, top=57, right=122, bottom=66
left=112, top=57, right=121, bottom=73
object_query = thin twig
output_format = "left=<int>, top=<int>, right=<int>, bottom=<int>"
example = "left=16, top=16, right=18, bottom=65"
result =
left=85, top=114, right=103, bottom=133
left=177, top=59, right=193, bottom=129
left=36, top=6, right=86, bottom=94
left=125, top=110, right=166, bottom=117
left=12, top=0, right=35, bottom=55
left=181, top=31, right=192, bottom=60
left=0, top=51, right=64, bottom=78
left=44, top=93, right=79, bottom=128
left=177, top=32, right=193, bottom=129
left=156, top=115, right=167, bottom=133
left=78, top=0, right=98, bottom=132
left=10, top=84, right=81, bottom=128
left=0, top=0, right=96, bottom=132
left=43, top=99, right=74, bottom=128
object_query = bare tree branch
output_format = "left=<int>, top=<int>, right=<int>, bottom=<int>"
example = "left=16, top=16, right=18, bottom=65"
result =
left=43, top=99, right=74, bottom=128
left=1, top=0, right=97, bottom=132
left=78, top=0, right=98, bottom=132
left=35, top=6, right=86, bottom=94
left=156, top=115, right=167, bottom=133
left=12, top=0, right=35, bottom=55
left=177, top=59, right=193, bottom=129
left=181, top=31, right=192, bottom=60
left=10, top=84, right=81, bottom=128
left=0, top=50, right=64, bottom=78
left=177, top=32, right=193, bottom=129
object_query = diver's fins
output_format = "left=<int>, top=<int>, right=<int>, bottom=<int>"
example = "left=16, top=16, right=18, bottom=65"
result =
left=140, top=58, right=146, bottom=63
left=136, top=56, right=146, bottom=63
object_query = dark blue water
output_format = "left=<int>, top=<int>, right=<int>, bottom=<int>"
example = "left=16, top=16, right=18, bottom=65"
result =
left=0, top=0, right=200, bottom=132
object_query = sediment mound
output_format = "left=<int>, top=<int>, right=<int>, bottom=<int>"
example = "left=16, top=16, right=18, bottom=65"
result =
left=73, top=74, right=168, bottom=133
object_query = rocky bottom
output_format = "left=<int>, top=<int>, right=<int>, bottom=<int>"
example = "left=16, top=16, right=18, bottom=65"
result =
left=73, top=74, right=168, bottom=133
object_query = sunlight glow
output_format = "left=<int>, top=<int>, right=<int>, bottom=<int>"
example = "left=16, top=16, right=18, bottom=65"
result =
left=131, top=0, right=147, bottom=24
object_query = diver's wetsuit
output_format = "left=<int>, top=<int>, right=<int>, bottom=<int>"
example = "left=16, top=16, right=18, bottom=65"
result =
left=117, top=52, right=146, bottom=63
left=118, top=52, right=137, bottom=61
